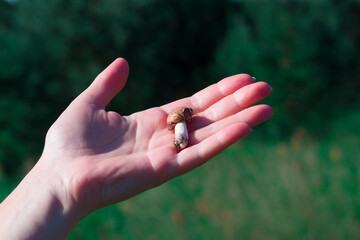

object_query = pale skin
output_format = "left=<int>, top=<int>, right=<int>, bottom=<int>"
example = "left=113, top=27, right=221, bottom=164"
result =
left=0, top=58, right=273, bottom=239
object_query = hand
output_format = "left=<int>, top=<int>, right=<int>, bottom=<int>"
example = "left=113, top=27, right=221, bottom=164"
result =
left=0, top=58, right=272, bottom=239
left=41, top=58, right=273, bottom=212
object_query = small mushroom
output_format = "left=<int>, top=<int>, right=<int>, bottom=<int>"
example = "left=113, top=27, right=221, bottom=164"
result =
left=167, top=107, right=193, bottom=150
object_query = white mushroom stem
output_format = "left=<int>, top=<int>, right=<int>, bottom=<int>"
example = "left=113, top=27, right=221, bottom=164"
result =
left=173, top=120, right=189, bottom=150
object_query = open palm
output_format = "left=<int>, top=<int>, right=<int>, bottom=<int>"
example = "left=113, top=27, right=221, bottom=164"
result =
left=41, top=58, right=272, bottom=213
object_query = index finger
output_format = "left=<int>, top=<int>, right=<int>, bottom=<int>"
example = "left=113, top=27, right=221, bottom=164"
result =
left=160, top=74, right=255, bottom=113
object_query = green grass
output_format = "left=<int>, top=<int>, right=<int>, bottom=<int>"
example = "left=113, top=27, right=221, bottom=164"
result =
left=1, top=113, right=360, bottom=240
left=67, top=119, right=360, bottom=239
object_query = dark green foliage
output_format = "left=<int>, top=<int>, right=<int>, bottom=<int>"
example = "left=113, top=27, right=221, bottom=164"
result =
left=214, top=0, right=360, bottom=138
left=0, top=0, right=359, bottom=173
left=0, top=0, right=228, bottom=174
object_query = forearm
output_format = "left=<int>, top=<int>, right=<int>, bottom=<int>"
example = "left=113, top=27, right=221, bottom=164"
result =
left=0, top=160, right=81, bottom=240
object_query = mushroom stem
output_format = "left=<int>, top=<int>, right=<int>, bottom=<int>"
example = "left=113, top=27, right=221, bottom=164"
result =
left=173, top=121, right=188, bottom=150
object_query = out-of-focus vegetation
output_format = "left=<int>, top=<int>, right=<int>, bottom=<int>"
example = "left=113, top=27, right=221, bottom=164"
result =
left=1, top=115, right=359, bottom=239
left=64, top=112, right=359, bottom=240
left=0, top=0, right=359, bottom=239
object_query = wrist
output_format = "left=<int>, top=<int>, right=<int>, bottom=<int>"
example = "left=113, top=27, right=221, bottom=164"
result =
left=0, top=157, right=85, bottom=239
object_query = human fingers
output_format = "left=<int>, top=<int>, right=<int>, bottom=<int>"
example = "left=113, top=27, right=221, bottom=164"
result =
left=161, top=74, right=255, bottom=113
left=78, top=58, right=129, bottom=108
left=188, top=104, right=273, bottom=145
left=197, top=82, right=272, bottom=124
left=176, top=123, right=252, bottom=171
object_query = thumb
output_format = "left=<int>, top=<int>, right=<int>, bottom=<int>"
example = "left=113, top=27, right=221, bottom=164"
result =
left=80, top=58, right=129, bottom=108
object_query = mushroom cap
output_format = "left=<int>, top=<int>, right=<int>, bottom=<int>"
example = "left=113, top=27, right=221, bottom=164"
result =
left=167, top=107, right=193, bottom=130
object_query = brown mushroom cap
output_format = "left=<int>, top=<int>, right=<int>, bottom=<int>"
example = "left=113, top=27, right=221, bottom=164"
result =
left=167, top=107, right=193, bottom=130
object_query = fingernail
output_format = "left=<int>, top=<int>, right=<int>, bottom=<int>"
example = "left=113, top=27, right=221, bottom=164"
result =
left=251, top=76, right=256, bottom=82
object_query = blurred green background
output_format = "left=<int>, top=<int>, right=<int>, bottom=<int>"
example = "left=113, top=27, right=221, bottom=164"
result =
left=1, top=0, right=360, bottom=239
